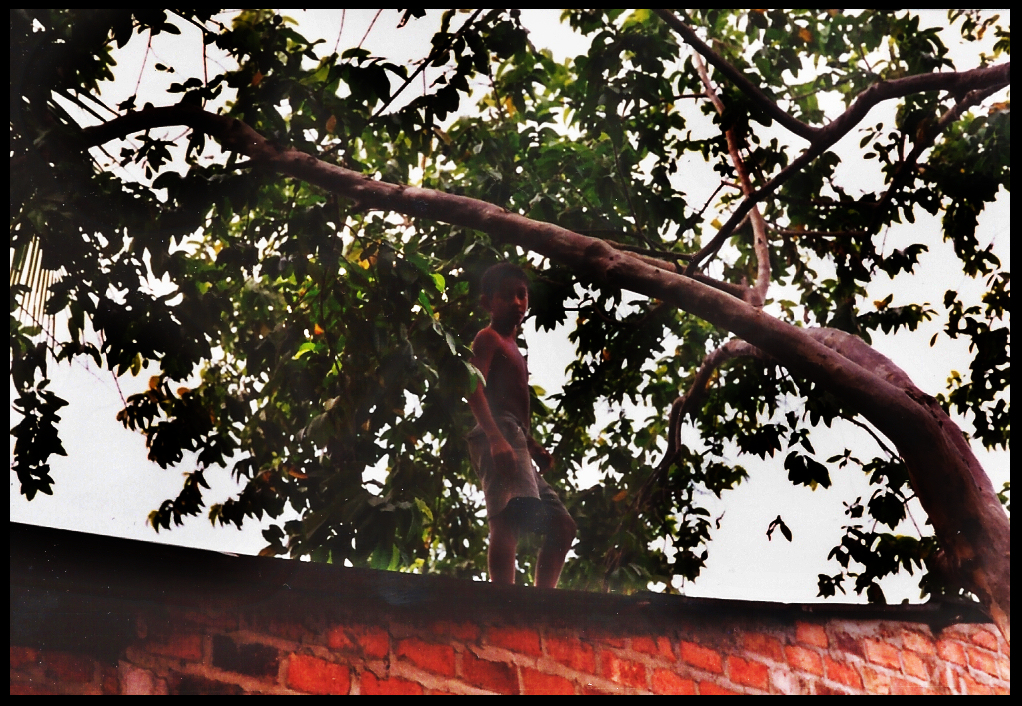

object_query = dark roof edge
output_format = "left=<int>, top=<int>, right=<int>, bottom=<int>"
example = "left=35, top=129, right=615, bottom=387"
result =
left=11, top=522, right=992, bottom=634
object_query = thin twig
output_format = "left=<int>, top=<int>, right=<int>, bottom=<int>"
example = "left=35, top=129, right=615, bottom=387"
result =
left=654, top=9, right=818, bottom=141
left=654, top=8, right=1010, bottom=274
left=869, top=85, right=1004, bottom=233
left=371, top=9, right=483, bottom=119
left=133, top=32, right=153, bottom=97
left=333, top=9, right=346, bottom=54
left=357, top=9, right=382, bottom=49
left=693, top=53, right=770, bottom=307
left=684, top=139, right=828, bottom=275
left=694, top=182, right=725, bottom=219
left=609, top=135, right=654, bottom=248
left=847, top=416, right=897, bottom=459
left=57, top=89, right=107, bottom=124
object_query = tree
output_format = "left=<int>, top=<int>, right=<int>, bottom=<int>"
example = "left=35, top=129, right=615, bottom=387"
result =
left=10, top=10, right=1010, bottom=639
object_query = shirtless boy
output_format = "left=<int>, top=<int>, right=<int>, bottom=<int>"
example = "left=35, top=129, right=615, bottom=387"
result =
left=466, top=263, right=576, bottom=588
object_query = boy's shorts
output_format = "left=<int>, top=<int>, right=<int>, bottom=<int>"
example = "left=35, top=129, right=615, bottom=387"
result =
left=466, top=413, right=571, bottom=535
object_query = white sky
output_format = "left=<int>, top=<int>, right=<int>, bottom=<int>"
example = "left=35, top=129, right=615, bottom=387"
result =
left=11, top=10, right=1009, bottom=603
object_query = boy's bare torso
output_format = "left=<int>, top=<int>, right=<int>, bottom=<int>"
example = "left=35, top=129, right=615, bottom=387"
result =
left=474, top=327, right=530, bottom=430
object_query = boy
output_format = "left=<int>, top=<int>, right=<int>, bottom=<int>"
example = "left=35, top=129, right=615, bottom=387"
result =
left=466, top=263, right=576, bottom=588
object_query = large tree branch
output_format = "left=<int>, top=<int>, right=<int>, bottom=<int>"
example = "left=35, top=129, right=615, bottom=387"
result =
left=79, top=103, right=1009, bottom=641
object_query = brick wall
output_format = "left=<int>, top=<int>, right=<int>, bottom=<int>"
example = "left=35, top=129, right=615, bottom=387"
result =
left=10, top=524, right=1010, bottom=695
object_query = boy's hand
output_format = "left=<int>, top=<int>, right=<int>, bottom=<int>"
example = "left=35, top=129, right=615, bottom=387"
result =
left=532, top=446, right=554, bottom=475
left=490, top=436, right=518, bottom=477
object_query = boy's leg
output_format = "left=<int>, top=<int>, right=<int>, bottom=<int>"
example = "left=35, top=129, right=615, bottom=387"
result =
left=534, top=479, right=577, bottom=589
left=488, top=510, right=520, bottom=584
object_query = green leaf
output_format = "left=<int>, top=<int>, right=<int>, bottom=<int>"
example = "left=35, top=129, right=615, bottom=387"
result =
left=417, top=291, right=435, bottom=317
left=293, top=341, right=318, bottom=359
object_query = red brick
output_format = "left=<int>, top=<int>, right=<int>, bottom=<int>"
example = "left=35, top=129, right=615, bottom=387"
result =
left=784, top=644, right=823, bottom=676
left=522, top=667, right=575, bottom=695
left=351, top=625, right=390, bottom=659
left=651, top=669, right=696, bottom=695
left=42, top=651, right=95, bottom=683
left=863, top=638, right=901, bottom=669
left=861, top=666, right=891, bottom=695
left=395, top=638, right=455, bottom=677
left=936, top=638, right=967, bottom=666
left=360, top=671, right=424, bottom=695
left=891, top=677, right=935, bottom=695
left=545, top=636, right=596, bottom=674
left=727, top=655, right=769, bottom=690
left=699, top=680, right=741, bottom=695
left=941, top=624, right=972, bottom=641
left=589, top=632, right=627, bottom=649
left=959, top=673, right=994, bottom=695
left=795, top=621, right=828, bottom=649
left=120, top=663, right=165, bottom=695
left=966, top=646, right=999, bottom=676
left=832, top=630, right=864, bottom=658
left=326, top=625, right=355, bottom=651
left=969, top=628, right=999, bottom=651
left=10, top=646, right=38, bottom=669
left=824, top=657, right=862, bottom=689
left=631, top=635, right=675, bottom=660
left=743, top=632, right=784, bottom=662
left=488, top=626, right=542, bottom=657
left=901, top=629, right=935, bottom=655
left=431, top=620, right=481, bottom=643
left=102, top=664, right=120, bottom=694
left=680, top=641, right=723, bottom=674
left=148, top=633, right=203, bottom=661
left=902, top=652, right=928, bottom=681
left=461, top=651, right=518, bottom=694
left=601, top=650, right=647, bottom=689
left=287, top=654, right=350, bottom=695
left=327, top=625, right=389, bottom=659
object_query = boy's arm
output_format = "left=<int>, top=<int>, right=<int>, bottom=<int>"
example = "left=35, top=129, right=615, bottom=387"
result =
left=467, top=329, right=517, bottom=476
left=527, top=435, right=554, bottom=475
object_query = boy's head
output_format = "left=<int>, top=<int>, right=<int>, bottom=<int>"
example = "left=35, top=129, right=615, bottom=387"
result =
left=479, top=263, right=530, bottom=326
left=480, top=262, right=529, bottom=299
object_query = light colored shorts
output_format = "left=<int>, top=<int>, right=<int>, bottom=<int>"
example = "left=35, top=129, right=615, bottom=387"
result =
left=466, top=413, right=569, bottom=534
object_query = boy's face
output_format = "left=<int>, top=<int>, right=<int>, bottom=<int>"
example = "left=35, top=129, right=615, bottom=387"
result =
left=484, top=278, right=529, bottom=330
